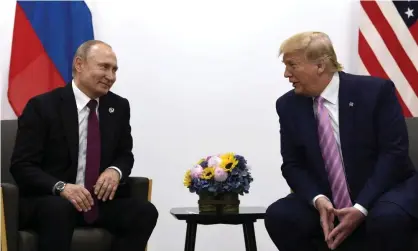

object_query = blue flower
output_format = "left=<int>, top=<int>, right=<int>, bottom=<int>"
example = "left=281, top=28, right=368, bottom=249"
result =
left=186, top=154, right=254, bottom=196
left=234, top=155, right=247, bottom=170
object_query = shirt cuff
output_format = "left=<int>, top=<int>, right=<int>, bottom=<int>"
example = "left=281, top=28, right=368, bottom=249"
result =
left=108, top=166, right=122, bottom=180
left=312, top=194, right=330, bottom=209
left=353, top=203, right=368, bottom=216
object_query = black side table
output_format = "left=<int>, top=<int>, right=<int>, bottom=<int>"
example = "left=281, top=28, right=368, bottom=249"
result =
left=170, top=206, right=266, bottom=251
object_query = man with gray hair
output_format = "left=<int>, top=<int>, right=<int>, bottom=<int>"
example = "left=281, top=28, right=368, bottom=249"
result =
left=264, top=31, right=418, bottom=250
left=10, top=40, right=158, bottom=251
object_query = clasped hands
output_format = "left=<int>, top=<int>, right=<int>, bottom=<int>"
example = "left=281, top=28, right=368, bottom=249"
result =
left=60, top=168, right=120, bottom=212
left=315, top=197, right=365, bottom=250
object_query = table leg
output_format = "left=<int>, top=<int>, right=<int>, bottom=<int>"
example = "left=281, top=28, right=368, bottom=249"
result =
left=243, top=222, right=257, bottom=251
left=184, top=221, right=197, bottom=251
left=243, top=223, right=249, bottom=251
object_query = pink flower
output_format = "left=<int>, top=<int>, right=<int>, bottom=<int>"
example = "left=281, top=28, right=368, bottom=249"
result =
left=208, top=156, right=222, bottom=168
left=190, top=165, right=203, bottom=179
left=214, top=167, right=228, bottom=182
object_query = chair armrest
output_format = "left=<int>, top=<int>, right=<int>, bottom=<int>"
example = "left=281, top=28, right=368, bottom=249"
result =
left=1, top=183, right=19, bottom=251
left=127, top=177, right=152, bottom=201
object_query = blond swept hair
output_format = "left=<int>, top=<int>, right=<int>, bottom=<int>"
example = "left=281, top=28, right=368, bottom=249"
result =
left=279, top=31, right=343, bottom=72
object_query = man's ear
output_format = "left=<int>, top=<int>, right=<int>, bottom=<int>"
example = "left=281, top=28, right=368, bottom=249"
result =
left=74, top=56, right=84, bottom=73
left=317, top=60, right=326, bottom=75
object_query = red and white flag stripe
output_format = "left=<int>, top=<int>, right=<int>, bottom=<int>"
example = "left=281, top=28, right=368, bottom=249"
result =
left=358, top=0, right=418, bottom=117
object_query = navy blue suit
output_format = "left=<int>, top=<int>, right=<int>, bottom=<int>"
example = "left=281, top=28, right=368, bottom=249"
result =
left=265, top=72, right=418, bottom=251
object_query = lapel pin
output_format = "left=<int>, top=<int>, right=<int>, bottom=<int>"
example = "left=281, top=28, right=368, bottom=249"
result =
left=109, top=107, right=115, bottom=113
left=349, top=102, right=354, bottom=107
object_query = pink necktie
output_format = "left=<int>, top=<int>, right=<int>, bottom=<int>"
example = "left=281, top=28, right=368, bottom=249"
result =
left=315, top=96, right=352, bottom=209
left=84, top=100, right=100, bottom=223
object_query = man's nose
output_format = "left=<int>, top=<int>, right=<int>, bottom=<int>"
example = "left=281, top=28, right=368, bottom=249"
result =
left=105, top=70, right=116, bottom=82
left=284, top=67, right=292, bottom=78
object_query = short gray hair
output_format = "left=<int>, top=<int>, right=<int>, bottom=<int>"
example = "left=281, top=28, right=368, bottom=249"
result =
left=71, top=40, right=111, bottom=77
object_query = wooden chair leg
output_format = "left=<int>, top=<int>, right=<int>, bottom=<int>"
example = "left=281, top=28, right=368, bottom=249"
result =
left=145, top=179, right=153, bottom=251
left=148, top=179, right=153, bottom=201
left=1, top=187, right=8, bottom=251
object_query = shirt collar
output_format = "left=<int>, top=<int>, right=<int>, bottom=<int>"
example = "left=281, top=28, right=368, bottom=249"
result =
left=72, top=80, right=99, bottom=112
left=319, top=72, right=339, bottom=105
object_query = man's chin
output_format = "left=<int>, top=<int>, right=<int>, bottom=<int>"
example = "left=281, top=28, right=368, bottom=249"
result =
left=293, top=88, right=303, bottom=95
left=100, top=89, right=109, bottom=96
left=95, top=88, right=109, bottom=98
left=293, top=88, right=310, bottom=97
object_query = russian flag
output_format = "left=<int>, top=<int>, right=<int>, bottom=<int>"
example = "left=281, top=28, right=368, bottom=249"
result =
left=8, top=1, right=94, bottom=116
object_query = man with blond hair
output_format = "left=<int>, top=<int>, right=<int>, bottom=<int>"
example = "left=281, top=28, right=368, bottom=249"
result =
left=264, top=31, right=418, bottom=251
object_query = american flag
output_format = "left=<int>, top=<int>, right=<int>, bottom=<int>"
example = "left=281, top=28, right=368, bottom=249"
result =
left=358, top=0, right=418, bottom=117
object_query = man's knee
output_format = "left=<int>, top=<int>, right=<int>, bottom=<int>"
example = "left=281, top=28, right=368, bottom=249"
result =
left=128, top=199, right=158, bottom=228
left=265, top=199, right=297, bottom=233
left=139, top=200, right=159, bottom=224
left=366, top=203, right=412, bottom=236
left=265, top=197, right=320, bottom=237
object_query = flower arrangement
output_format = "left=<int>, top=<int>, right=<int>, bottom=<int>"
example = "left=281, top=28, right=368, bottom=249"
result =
left=183, top=152, right=253, bottom=196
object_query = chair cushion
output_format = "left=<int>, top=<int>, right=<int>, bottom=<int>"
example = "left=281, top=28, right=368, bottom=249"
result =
left=71, top=227, right=114, bottom=251
left=18, top=227, right=114, bottom=251
left=18, top=230, right=37, bottom=251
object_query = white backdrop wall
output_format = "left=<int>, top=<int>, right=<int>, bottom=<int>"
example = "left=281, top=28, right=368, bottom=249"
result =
left=0, top=0, right=362, bottom=250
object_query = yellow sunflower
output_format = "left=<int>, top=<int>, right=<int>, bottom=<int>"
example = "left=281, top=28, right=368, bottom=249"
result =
left=183, top=170, right=192, bottom=187
left=201, top=167, right=215, bottom=180
left=220, top=152, right=238, bottom=172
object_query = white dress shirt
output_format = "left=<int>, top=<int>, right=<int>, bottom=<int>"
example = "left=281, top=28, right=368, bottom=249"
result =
left=52, top=81, right=122, bottom=193
left=312, top=73, right=368, bottom=216
left=72, top=81, right=122, bottom=185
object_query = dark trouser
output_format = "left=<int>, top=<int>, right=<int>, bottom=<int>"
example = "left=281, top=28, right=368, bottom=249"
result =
left=264, top=193, right=417, bottom=251
left=19, top=195, right=159, bottom=251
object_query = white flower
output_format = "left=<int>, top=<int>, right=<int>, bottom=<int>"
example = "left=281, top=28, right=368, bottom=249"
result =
left=193, top=164, right=202, bottom=169
left=191, top=165, right=203, bottom=178
left=207, top=156, right=222, bottom=168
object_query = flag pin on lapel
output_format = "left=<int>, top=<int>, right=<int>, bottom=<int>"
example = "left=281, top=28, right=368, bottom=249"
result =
left=109, top=107, right=115, bottom=113
left=349, top=102, right=354, bottom=107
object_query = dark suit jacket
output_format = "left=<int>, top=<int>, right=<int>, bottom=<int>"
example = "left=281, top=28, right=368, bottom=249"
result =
left=10, top=83, right=134, bottom=197
left=276, top=71, right=418, bottom=217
